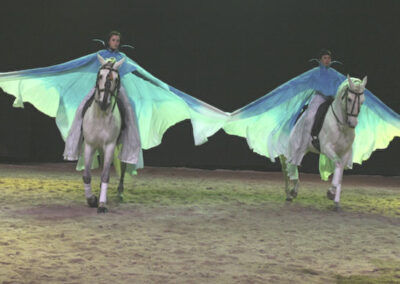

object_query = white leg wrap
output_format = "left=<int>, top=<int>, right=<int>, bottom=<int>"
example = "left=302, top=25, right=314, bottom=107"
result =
left=84, top=183, right=92, bottom=198
left=99, top=182, right=108, bottom=204
left=334, top=184, right=342, bottom=203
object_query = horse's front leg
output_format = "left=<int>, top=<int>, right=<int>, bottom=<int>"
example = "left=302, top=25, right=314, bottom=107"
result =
left=323, top=145, right=342, bottom=204
left=287, top=162, right=299, bottom=200
left=98, top=143, right=117, bottom=213
left=327, top=164, right=344, bottom=210
left=279, top=155, right=299, bottom=201
left=83, top=144, right=98, bottom=208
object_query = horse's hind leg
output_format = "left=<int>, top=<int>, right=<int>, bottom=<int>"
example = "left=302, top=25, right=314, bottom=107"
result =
left=98, top=143, right=116, bottom=213
left=117, top=161, right=127, bottom=201
left=287, top=162, right=300, bottom=199
left=279, top=155, right=291, bottom=201
left=279, top=156, right=300, bottom=200
left=83, top=144, right=98, bottom=208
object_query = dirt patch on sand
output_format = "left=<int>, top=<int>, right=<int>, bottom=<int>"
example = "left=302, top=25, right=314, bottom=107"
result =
left=14, top=204, right=98, bottom=220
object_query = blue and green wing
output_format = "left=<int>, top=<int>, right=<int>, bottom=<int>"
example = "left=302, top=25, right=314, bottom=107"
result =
left=223, top=68, right=318, bottom=160
left=124, top=57, right=229, bottom=149
left=0, top=50, right=137, bottom=140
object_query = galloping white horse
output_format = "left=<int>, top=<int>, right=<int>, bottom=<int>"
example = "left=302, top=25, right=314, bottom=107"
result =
left=280, top=75, right=367, bottom=209
left=82, top=54, right=126, bottom=213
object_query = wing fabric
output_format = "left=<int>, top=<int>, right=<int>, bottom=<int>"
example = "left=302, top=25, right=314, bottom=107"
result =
left=0, top=50, right=228, bottom=150
left=0, top=50, right=138, bottom=139
left=223, top=68, right=323, bottom=160
left=125, top=57, right=229, bottom=148
left=352, top=89, right=400, bottom=164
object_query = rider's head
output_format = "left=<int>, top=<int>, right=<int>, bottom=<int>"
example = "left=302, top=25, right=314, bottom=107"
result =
left=319, top=49, right=332, bottom=67
left=107, top=31, right=121, bottom=51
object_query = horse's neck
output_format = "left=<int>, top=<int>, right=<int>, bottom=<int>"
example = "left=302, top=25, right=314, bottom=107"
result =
left=326, top=95, right=355, bottom=138
left=91, top=102, right=105, bottom=117
left=331, top=96, right=346, bottom=129
left=90, top=99, right=115, bottom=119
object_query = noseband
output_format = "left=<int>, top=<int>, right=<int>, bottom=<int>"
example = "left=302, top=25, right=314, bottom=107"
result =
left=331, top=87, right=364, bottom=127
left=95, top=63, right=121, bottom=111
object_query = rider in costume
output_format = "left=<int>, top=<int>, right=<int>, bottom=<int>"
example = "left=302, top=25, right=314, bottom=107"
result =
left=287, top=49, right=342, bottom=167
left=224, top=49, right=400, bottom=180
left=0, top=31, right=229, bottom=173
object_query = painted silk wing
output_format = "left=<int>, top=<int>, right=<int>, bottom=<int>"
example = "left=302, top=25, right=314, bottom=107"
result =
left=223, top=66, right=343, bottom=160
left=353, top=90, right=400, bottom=162
left=0, top=54, right=97, bottom=136
left=0, top=51, right=137, bottom=140
left=0, top=50, right=228, bottom=151
left=124, top=56, right=228, bottom=149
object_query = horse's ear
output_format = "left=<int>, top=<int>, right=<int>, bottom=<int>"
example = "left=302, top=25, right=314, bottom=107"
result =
left=114, top=57, right=125, bottom=70
left=362, top=76, right=368, bottom=88
left=97, top=53, right=106, bottom=66
left=347, top=74, right=355, bottom=90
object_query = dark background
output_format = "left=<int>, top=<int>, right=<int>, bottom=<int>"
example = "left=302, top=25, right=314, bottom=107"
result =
left=0, top=0, right=399, bottom=175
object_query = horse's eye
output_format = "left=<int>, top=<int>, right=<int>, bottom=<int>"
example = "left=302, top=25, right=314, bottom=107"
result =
left=347, top=98, right=352, bottom=102
left=99, top=75, right=103, bottom=79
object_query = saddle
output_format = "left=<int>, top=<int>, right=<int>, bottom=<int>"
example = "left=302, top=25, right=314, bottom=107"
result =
left=81, top=94, right=126, bottom=130
left=294, top=96, right=334, bottom=152
left=311, top=96, right=334, bottom=151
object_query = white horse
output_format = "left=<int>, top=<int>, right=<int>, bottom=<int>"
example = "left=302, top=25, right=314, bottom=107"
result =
left=280, top=75, right=367, bottom=209
left=82, top=54, right=126, bottom=213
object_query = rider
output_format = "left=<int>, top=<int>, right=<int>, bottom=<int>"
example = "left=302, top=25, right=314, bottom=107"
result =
left=287, top=49, right=343, bottom=166
left=107, top=30, right=121, bottom=51
left=311, top=49, right=335, bottom=150
left=103, top=31, right=126, bottom=126
left=64, top=30, right=140, bottom=168
left=319, top=49, right=332, bottom=68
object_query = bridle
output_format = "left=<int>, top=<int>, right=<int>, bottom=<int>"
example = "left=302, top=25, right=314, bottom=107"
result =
left=95, top=63, right=121, bottom=111
left=331, top=87, right=364, bottom=127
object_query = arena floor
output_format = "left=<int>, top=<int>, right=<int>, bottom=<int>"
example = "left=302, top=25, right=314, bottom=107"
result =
left=0, top=163, right=399, bottom=283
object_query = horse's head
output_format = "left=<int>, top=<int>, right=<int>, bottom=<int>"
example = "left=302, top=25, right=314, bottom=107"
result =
left=95, top=54, right=125, bottom=111
left=337, top=75, right=367, bottom=128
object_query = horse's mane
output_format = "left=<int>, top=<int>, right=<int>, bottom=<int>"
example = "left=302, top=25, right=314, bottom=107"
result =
left=99, top=58, right=117, bottom=69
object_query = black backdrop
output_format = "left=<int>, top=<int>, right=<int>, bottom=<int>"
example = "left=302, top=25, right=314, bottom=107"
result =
left=0, top=0, right=399, bottom=175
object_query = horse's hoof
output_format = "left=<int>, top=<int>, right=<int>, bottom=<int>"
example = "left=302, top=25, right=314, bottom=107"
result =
left=285, top=196, right=293, bottom=202
left=86, top=195, right=98, bottom=208
left=97, top=206, right=108, bottom=214
left=327, top=190, right=335, bottom=200
left=290, top=189, right=298, bottom=198
left=333, top=202, right=341, bottom=212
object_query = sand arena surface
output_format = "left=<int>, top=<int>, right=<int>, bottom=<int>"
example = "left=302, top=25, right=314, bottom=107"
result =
left=0, top=163, right=399, bottom=283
